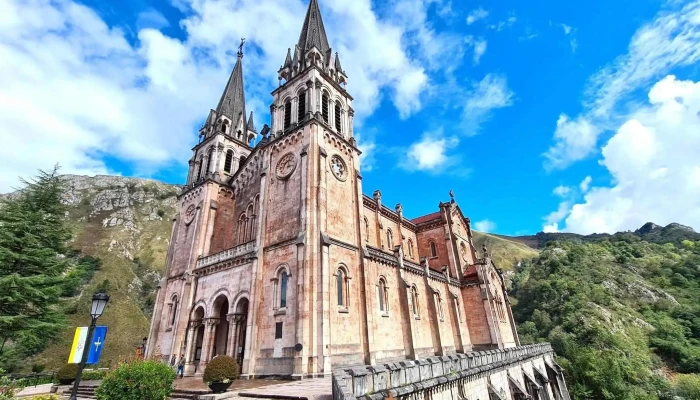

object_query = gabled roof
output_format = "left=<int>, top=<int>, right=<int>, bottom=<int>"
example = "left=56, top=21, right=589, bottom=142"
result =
left=215, top=52, right=246, bottom=127
left=297, top=0, right=331, bottom=56
left=411, top=212, right=441, bottom=225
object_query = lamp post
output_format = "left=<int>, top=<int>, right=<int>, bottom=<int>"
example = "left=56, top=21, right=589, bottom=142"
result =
left=69, top=291, right=109, bottom=400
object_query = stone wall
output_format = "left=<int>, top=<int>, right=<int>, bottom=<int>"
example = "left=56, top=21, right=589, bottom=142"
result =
left=332, top=343, right=570, bottom=400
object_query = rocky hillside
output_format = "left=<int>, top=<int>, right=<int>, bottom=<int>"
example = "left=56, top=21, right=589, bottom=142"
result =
left=30, top=175, right=181, bottom=370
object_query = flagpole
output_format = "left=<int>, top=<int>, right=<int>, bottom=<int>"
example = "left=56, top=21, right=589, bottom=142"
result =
left=69, top=317, right=96, bottom=400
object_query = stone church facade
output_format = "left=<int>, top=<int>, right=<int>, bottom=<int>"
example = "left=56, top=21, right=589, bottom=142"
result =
left=146, top=0, right=520, bottom=379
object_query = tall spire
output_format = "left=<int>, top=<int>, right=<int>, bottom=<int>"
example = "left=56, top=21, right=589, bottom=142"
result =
left=297, top=0, right=330, bottom=55
left=216, top=38, right=247, bottom=126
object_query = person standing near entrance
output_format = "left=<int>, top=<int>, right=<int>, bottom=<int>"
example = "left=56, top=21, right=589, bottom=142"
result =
left=177, top=354, right=185, bottom=378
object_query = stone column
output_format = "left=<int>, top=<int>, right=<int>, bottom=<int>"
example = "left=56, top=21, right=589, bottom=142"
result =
left=197, top=319, right=218, bottom=374
left=183, top=323, right=199, bottom=376
left=306, top=81, right=314, bottom=121
left=293, top=145, right=310, bottom=380
left=348, top=108, right=354, bottom=139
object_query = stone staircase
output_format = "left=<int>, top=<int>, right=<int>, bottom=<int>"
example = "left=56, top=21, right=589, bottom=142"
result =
left=57, top=385, right=210, bottom=400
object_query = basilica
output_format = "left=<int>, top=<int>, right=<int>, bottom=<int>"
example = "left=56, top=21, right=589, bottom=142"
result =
left=145, top=0, right=520, bottom=379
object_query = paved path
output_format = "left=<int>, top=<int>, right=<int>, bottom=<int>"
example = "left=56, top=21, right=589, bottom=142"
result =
left=238, top=378, right=332, bottom=400
left=14, top=383, right=54, bottom=398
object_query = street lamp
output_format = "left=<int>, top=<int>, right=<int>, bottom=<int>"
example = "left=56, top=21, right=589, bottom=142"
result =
left=69, top=291, right=109, bottom=400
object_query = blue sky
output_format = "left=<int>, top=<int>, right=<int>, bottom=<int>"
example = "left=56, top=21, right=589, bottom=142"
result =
left=1, top=0, right=700, bottom=236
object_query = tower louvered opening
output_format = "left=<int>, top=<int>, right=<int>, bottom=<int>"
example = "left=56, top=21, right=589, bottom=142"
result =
left=334, top=102, right=341, bottom=133
left=322, top=93, right=329, bottom=124
left=224, top=150, right=233, bottom=173
left=298, top=91, right=306, bottom=122
left=284, top=100, right=292, bottom=130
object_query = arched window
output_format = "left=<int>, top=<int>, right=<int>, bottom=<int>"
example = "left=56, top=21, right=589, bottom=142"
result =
left=284, top=100, right=292, bottom=130
left=336, top=267, right=348, bottom=308
left=297, top=91, right=306, bottom=122
left=411, top=286, right=419, bottom=317
left=429, top=241, right=437, bottom=257
left=196, top=157, right=203, bottom=181
left=408, top=239, right=414, bottom=258
left=334, top=102, right=341, bottom=133
left=239, top=156, right=247, bottom=169
left=280, top=271, right=288, bottom=308
left=169, top=295, right=179, bottom=326
left=378, top=278, right=388, bottom=313
left=246, top=204, right=255, bottom=242
left=386, top=229, right=393, bottom=250
left=237, top=213, right=246, bottom=244
left=224, top=150, right=234, bottom=173
left=222, top=120, right=229, bottom=134
left=364, top=217, right=369, bottom=242
left=322, top=92, right=329, bottom=124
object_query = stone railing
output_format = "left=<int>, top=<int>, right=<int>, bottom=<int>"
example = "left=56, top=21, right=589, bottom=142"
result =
left=196, top=241, right=256, bottom=268
left=332, top=343, right=567, bottom=400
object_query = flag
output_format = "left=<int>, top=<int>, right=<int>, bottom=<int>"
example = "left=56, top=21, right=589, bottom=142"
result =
left=68, top=327, right=88, bottom=364
left=67, top=326, right=108, bottom=364
left=87, top=326, right=108, bottom=365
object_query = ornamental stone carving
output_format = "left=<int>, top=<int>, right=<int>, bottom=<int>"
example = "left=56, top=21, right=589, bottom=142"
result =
left=275, top=152, right=297, bottom=180
left=184, top=204, right=196, bottom=224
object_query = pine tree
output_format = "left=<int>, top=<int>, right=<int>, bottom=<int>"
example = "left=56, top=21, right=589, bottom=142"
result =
left=0, top=166, right=72, bottom=362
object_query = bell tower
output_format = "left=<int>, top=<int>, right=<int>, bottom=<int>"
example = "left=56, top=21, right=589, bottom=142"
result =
left=186, top=40, right=258, bottom=187
left=271, top=0, right=354, bottom=144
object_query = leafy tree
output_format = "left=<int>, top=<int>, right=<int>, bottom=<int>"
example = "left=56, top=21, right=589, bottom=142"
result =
left=0, top=167, right=72, bottom=366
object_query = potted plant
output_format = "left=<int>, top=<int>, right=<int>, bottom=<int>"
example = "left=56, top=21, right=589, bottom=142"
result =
left=202, top=355, right=239, bottom=393
left=56, top=364, right=79, bottom=385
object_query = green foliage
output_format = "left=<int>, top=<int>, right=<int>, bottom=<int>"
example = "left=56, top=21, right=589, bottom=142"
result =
left=674, top=374, right=700, bottom=400
left=26, top=395, right=61, bottom=400
left=512, top=237, right=700, bottom=400
left=95, top=360, right=174, bottom=400
left=0, top=167, right=75, bottom=369
left=81, top=369, right=107, bottom=380
left=56, top=364, right=78, bottom=381
left=30, top=364, right=45, bottom=373
left=202, top=355, right=240, bottom=384
left=0, top=368, right=21, bottom=400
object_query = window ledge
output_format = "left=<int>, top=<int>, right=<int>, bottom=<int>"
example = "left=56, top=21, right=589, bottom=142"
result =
left=338, top=307, right=349, bottom=314
left=165, top=327, right=173, bottom=332
left=274, top=309, right=287, bottom=316
left=414, top=315, right=421, bottom=320
left=381, top=313, right=390, bottom=318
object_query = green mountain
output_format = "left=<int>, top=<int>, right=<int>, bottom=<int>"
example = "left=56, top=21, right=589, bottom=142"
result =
left=26, top=175, right=181, bottom=371
left=510, top=235, right=700, bottom=399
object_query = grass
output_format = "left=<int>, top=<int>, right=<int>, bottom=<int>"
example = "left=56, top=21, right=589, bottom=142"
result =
left=472, top=231, right=539, bottom=270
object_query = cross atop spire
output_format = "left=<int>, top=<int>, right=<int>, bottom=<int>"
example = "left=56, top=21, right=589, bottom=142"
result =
left=216, top=50, right=247, bottom=129
left=297, top=0, right=330, bottom=55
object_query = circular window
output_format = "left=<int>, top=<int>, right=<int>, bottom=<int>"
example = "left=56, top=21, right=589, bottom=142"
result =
left=330, top=155, right=347, bottom=181
left=275, top=152, right=297, bottom=180
left=184, top=204, right=196, bottom=224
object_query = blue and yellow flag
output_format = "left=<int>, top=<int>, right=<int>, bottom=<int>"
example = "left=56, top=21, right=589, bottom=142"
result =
left=68, top=326, right=108, bottom=364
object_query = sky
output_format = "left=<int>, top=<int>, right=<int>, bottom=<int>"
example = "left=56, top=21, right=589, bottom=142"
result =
left=1, top=0, right=700, bottom=236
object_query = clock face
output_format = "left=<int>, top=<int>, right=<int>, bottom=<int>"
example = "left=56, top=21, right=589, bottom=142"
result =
left=275, top=153, right=297, bottom=180
left=184, top=204, right=196, bottom=224
left=330, top=155, right=347, bottom=181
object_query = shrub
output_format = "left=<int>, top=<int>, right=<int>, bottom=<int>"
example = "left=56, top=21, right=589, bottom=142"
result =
left=31, top=364, right=45, bottom=374
left=27, top=395, right=61, bottom=400
left=95, top=360, right=174, bottom=400
left=82, top=369, right=107, bottom=380
left=202, top=355, right=239, bottom=384
left=56, top=364, right=78, bottom=384
left=0, top=368, right=21, bottom=400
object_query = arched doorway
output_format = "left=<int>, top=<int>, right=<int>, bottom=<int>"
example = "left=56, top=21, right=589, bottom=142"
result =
left=232, top=298, right=249, bottom=367
left=191, top=307, right=205, bottom=372
left=212, top=296, right=229, bottom=357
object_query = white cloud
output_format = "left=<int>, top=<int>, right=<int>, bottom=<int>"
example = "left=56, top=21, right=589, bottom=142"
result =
left=544, top=114, right=600, bottom=169
left=474, top=219, right=496, bottom=233
left=462, top=74, right=514, bottom=135
left=553, top=185, right=572, bottom=198
left=404, top=132, right=459, bottom=172
left=473, top=39, right=487, bottom=64
left=561, top=24, right=572, bottom=35
left=543, top=223, right=560, bottom=233
left=570, top=38, right=578, bottom=53
left=545, top=75, right=700, bottom=234
left=579, top=176, right=592, bottom=192
left=0, top=0, right=441, bottom=192
left=488, top=13, right=516, bottom=31
left=466, top=8, right=488, bottom=25
left=544, top=0, right=700, bottom=169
